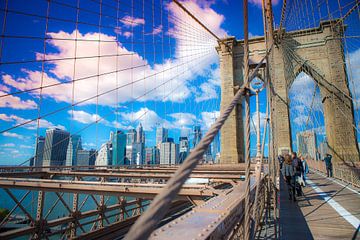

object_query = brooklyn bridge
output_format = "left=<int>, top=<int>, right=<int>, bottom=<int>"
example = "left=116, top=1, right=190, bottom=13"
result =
left=0, top=0, right=359, bottom=239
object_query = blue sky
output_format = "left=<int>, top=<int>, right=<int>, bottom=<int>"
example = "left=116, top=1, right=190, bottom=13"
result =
left=0, top=0, right=359, bottom=165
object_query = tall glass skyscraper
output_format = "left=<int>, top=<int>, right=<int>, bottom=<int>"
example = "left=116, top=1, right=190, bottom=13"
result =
left=65, top=135, right=82, bottom=166
left=179, top=136, right=189, bottom=164
left=42, top=128, right=70, bottom=167
left=112, top=130, right=126, bottom=165
left=192, top=125, right=202, bottom=149
left=156, top=127, right=168, bottom=148
left=34, top=136, right=45, bottom=167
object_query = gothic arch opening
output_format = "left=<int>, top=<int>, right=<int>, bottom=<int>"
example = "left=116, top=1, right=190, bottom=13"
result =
left=288, top=72, right=327, bottom=160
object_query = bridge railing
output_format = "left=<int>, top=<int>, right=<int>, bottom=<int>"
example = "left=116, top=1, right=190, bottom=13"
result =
left=307, top=159, right=360, bottom=188
left=149, top=174, right=269, bottom=240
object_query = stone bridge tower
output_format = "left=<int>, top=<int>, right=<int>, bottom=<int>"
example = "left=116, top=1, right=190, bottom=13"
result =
left=217, top=21, right=359, bottom=163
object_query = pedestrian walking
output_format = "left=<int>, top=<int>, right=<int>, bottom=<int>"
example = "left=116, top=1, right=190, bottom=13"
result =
left=278, top=155, right=285, bottom=170
left=300, top=155, right=309, bottom=186
left=323, top=153, right=333, bottom=177
left=292, top=152, right=303, bottom=196
left=281, top=154, right=296, bottom=201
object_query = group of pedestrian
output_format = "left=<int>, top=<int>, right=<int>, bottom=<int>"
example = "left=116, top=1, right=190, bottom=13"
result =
left=279, top=151, right=333, bottom=202
left=279, top=152, right=309, bottom=202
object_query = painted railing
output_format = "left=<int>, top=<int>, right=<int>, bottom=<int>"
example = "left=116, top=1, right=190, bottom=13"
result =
left=307, top=159, right=360, bottom=188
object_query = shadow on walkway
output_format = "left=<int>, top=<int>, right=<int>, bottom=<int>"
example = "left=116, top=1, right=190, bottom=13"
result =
left=279, top=175, right=314, bottom=240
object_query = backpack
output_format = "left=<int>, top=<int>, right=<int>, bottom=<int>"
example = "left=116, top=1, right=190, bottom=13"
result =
left=293, top=158, right=302, bottom=172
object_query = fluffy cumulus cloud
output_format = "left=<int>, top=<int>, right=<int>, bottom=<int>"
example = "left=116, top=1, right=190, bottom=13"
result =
left=120, top=107, right=172, bottom=131
left=0, top=87, right=37, bottom=110
left=251, top=111, right=266, bottom=133
left=195, top=67, right=221, bottom=102
left=2, top=13, right=224, bottom=108
left=0, top=113, right=65, bottom=130
left=120, top=16, right=145, bottom=27
left=2, top=132, right=25, bottom=140
left=169, top=112, right=198, bottom=128
left=115, top=107, right=219, bottom=132
left=289, top=72, right=322, bottom=127
left=69, top=110, right=106, bottom=125
left=201, top=111, right=220, bottom=129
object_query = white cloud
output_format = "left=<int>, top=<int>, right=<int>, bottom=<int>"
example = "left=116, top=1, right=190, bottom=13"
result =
left=0, top=89, right=37, bottom=110
left=1, top=143, right=15, bottom=147
left=0, top=84, right=10, bottom=92
left=201, top=111, right=220, bottom=129
left=20, top=145, right=32, bottom=149
left=1, top=0, right=227, bottom=121
left=69, top=110, right=109, bottom=126
left=293, top=115, right=311, bottom=127
left=251, top=111, right=266, bottom=133
left=120, top=16, right=145, bottom=27
left=169, top=112, right=197, bottom=128
left=195, top=67, right=220, bottom=102
left=120, top=107, right=172, bottom=131
left=2, top=132, right=25, bottom=139
left=0, top=113, right=65, bottom=130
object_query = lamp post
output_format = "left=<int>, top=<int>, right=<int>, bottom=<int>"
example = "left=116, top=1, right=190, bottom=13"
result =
left=250, top=78, right=265, bottom=176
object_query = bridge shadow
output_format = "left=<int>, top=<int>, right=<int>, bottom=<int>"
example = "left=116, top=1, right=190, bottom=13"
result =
left=279, top=176, right=314, bottom=240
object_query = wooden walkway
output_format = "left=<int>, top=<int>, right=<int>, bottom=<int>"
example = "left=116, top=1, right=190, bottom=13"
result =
left=279, top=171, right=360, bottom=240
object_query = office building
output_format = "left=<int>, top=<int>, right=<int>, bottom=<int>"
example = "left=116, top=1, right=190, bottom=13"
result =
left=42, top=128, right=70, bottom=167
left=145, top=146, right=159, bottom=165
left=95, top=142, right=112, bottom=166
left=318, top=141, right=328, bottom=160
left=65, top=135, right=82, bottom=166
left=156, top=127, right=168, bottom=148
left=34, top=136, right=45, bottom=167
left=192, top=125, right=202, bottom=149
left=212, top=133, right=220, bottom=160
left=77, top=149, right=97, bottom=166
left=160, top=141, right=179, bottom=165
left=296, top=130, right=317, bottom=160
left=112, top=130, right=126, bottom=165
left=126, top=129, right=137, bottom=146
left=179, top=136, right=189, bottom=164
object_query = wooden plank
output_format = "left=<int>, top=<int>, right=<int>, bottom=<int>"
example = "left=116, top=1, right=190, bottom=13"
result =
left=279, top=171, right=360, bottom=239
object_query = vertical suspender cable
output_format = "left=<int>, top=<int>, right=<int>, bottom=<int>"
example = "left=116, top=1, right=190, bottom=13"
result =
left=243, top=0, right=252, bottom=239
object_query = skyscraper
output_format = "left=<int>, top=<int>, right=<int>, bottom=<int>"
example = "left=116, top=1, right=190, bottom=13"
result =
left=136, top=123, right=144, bottom=143
left=296, top=130, right=317, bottom=160
left=126, top=129, right=137, bottom=146
left=77, top=149, right=97, bottom=166
left=95, top=142, right=112, bottom=166
left=112, top=130, right=126, bottom=165
left=156, top=127, right=168, bottom=148
left=145, top=146, right=158, bottom=165
left=160, top=141, right=179, bottom=165
left=65, top=135, right=82, bottom=166
left=42, top=128, right=70, bottom=167
left=179, top=136, right=189, bottom=164
left=34, top=136, right=45, bottom=167
left=192, top=125, right=202, bottom=149
left=212, top=132, right=220, bottom=160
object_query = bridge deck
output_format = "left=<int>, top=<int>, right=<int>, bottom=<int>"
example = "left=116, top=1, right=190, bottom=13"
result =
left=279, top=171, right=360, bottom=240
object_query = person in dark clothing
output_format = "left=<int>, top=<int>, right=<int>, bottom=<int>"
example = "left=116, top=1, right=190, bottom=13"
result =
left=291, top=152, right=303, bottom=196
left=278, top=155, right=285, bottom=170
left=323, top=153, right=333, bottom=177
left=281, top=154, right=296, bottom=201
